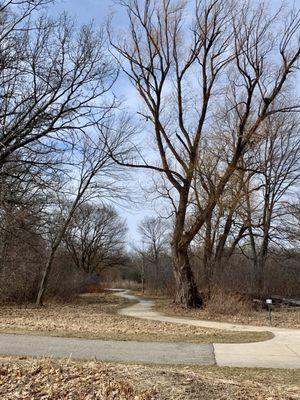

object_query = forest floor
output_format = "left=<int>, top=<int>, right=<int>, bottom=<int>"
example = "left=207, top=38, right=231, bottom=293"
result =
left=0, top=292, right=271, bottom=343
left=0, top=356, right=299, bottom=400
left=141, top=293, right=300, bottom=329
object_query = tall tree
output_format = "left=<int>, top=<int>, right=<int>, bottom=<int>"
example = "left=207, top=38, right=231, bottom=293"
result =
left=111, top=0, right=300, bottom=307
left=245, top=114, right=300, bottom=294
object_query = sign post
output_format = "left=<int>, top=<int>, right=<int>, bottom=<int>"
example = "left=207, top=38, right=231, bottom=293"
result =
left=266, top=298, right=272, bottom=325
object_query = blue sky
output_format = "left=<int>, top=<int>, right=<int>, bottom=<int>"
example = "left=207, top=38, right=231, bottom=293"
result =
left=52, top=0, right=121, bottom=25
left=50, top=0, right=156, bottom=245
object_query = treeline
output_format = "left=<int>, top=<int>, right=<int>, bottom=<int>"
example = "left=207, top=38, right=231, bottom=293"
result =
left=130, top=209, right=300, bottom=300
left=0, top=0, right=300, bottom=307
left=0, top=0, right=130, bottom=303
left=0, top=168, right=128, bottom=302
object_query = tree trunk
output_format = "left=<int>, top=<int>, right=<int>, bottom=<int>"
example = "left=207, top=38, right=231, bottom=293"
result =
left=253, top=195, right=271, bottom=296
left=172, top=244, right=202, bottom=308
left=36, top=195, right=82, bottom=306
left=141, top=256, right=145, bottom=294
left=254, top=239, right=268, bottom=295
left=35, top=246, right=57, bottom=306
left=214, top=212, right=234, bottom=267
left=0, top=231, right=9, bottom=276
left=253, top=258, right=264, bottom=296
left=203, top=214, right=213, bottom=291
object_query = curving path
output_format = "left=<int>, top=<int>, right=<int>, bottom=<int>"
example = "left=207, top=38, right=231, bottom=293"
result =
left=117, top=290, right=300, bottom=369
left=0, top=290, right=299, bottom=368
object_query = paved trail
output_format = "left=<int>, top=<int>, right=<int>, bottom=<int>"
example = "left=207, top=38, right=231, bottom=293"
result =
left=0, top=290, right=299, bottom=368
left=0, top=333, right=214, bottom=365
left=118, top=291, right=300, bottom=369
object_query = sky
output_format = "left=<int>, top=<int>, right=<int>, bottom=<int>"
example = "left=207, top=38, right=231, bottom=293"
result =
left=51, top=0, right=126, bottom=29
left=49, top=0, right=157, bottom=246
left=49, top=0, right=298, bottom=245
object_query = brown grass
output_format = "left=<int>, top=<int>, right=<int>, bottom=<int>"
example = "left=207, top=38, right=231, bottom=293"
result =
left=151, top=289, right=300, bottom=329
left=204, top=289, right=253, bottom=315
left=0, top=356, right=299, bottom=400
left=0, top=292, right=272, bottom=343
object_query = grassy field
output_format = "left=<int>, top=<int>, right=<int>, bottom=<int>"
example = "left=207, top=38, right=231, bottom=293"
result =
left=0, top=356, right=299, bottom=400
left=0, top=292, right=272, bottom=343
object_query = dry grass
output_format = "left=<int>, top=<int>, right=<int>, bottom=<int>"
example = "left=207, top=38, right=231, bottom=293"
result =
left=0, top=292, right=272, bottom=343
left=151, top=290, right=300, bottom=329
left=0, top=356, right=299, bottom=400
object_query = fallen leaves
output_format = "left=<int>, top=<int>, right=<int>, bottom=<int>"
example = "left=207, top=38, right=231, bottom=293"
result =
left=0, top=357, right=299, bottom=400
left=0, top=359, right=158, bottom=400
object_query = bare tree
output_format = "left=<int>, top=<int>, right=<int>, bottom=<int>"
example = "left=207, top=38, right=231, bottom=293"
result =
left=64, top=203, right=127, bottom=275
left=244, top=114, right=300, bottom=294
left=130, top=247, right=146, bottom=293
left=0, top=4, right=117, bottom=165
left=284, top=200, right=300, bottom=247
left=0, top=155, right=52, bottom=301
left=0, top=0, right=51, bottom=45
left=111, top=0, right=300, bottom=306
left=35, top=116, right=132, bottom=306
left=138, top=216, right=169, bottom=291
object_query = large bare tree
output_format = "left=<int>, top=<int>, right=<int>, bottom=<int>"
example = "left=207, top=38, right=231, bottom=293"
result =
left=111, top=0, right=300, bottom=306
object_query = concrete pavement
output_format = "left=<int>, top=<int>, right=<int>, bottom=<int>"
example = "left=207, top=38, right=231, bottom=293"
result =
left=0, top=333, right=215, bottom=365
left=0, top=290, right=299, bottom=368
left=118, top=291, right=300, bottom=369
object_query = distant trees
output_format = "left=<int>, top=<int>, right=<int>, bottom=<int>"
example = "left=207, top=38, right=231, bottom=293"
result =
left=64, top=204, right=127, bottom=275
left=0, top=135, right=130, bottom=303
left=112, top=0, right=300, bottom=306
left=245, top=115, right=300, bottom=293
left=138, top=217, right=169, bottom=292
left=285, top=202, right=300, bottom=245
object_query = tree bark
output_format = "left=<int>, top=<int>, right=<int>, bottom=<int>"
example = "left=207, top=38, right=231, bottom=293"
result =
left=172, top=244, right=202, bottom=308
left=254, top=229, right=270, bottom=295
left=36, top=193, right=82, bottom=306
left=35, top=246, right=57, bottom=306
left=203, top=214, right=213, bottom=291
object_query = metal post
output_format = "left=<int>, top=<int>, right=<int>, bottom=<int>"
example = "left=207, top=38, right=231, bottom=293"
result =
left=266, top=299, right=272, bottom=325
